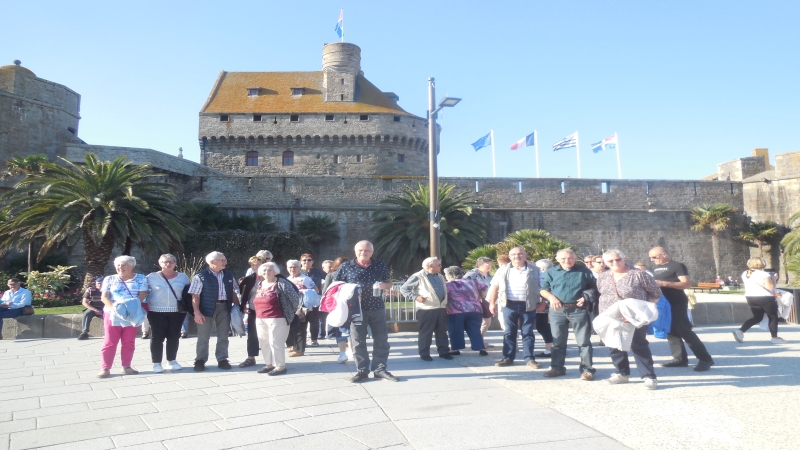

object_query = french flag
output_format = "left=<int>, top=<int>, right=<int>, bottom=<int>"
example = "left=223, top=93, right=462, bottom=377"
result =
left=510, top=132, right=536, bottom=150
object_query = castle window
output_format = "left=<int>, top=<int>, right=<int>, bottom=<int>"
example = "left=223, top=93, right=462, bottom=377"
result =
left=220, top=114, right=229, bottom=122
left=282, top=151, right=294, bottom=166
left=253, top=114, right=262, bottom=122
left=325, top=114, right=334, bottom=121
left=290, top=114, right=299, bottom=122
left=247, top=88, right=259, bottom=96
left=359, top=115, right=369, bottom=121
left=355, top=155, right=363, bottom=163
left=397, top=154, right=405, bottom=163
left=341, top=78, right=344, bottom=85
left=394, top=116, right=400, bottom=122
left=340, top=94, right=344, bottom=101
left=601, top=182, right=610, bottom=194
left=246, top=151, right=259, bottom=166
left=291, top=87, right=304, bottom=96
left=334, top=155, right=340, bottom=164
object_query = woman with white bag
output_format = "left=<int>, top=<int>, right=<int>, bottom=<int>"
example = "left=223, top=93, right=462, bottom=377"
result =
left=253, top=263, right=300, bottom=375
left=596, top=250, right=662, bottom=390
left=734, top=257, right=784, bottom=344
left=285, top=259, right=321, bottom=357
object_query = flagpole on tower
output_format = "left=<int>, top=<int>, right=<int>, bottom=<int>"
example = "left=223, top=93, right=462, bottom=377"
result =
left=534, top=130, right=540, bottom=178
left=341, top=9, right=344, bottom=42
left=575, top=131, right=581, bottom=178
left=490, top=129, right=496, bottom=177
left=615, top=132, right=622, bottom=179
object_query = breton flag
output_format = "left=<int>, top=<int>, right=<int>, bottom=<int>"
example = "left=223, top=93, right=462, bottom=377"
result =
left=591, top=134, right=618, bottom=153
left=552, top=132, right=578, bottom=151
left=510, top=132, right=536, bottom=150
left=471, top=133, right=492, bottom=152
left=335, top=10, right=344, bottom=39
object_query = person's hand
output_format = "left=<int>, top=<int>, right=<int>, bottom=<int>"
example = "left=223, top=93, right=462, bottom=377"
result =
left=551, top=299, right=563, bottom=311
left=94, top=309, right=102, bottom=316
left=379, top=281, right=393, bottom=291
left=415, top=296, right=426, bottom=303
left=194, top=312, right=205, bottom=325
left=489, top=303, right=497, bottom=315
left=655, top=280, right=668, bottom=287
left=576, top=298, right=585, bottom=308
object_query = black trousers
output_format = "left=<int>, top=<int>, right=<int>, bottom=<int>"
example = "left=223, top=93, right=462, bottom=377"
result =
left=307, top=308, right=328, bottom=340
left=417, top=308, right=450, bottom=357
left=535, top=312, right=553, bottom=343
left=609, top=326, right=656, bottom=379
left=285, top=315, right=307, bottom=353
left=245, top=309, right=259, bottom=358
left=147, top=311, right=184, bottom=363
left=665, top=293, right=712, bottom=362
left=741, top=295, right=779, bottom=337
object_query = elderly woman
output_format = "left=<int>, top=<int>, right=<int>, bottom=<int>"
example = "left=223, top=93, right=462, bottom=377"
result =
left=146, top=253, right=191, bottom=373
left=464, top=256, right=494, bottom=343
left=443, top=266, right=488, bottom=356
left=98, top=256, right=149, bottom=378
left=253, top=262, right=300, bottom=375
left=596, top=249, right=662, bottom=390
left=246, top=250, right=273, bottom=276
left=237, top=255, right=266, bottom=368
left=734, top=257, right=783, bottom=344
left=285, top=259, right=320, bottom=357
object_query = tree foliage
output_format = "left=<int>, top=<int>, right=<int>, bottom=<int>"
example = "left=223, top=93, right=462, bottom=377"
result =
left=781, top=211, right=800, bottom=257
left=371, top=182, right=488, bottom=276
left=180, top=202, right=276, bottom=233
left=690, top=203, right=738, bottom=278
left=183, top=230, right=311, bottom=274
left=297, top=214, right=340, bottom=257
left=462, top=229, right=576, bottom=271
left=738, top=220, right=779, bottom=257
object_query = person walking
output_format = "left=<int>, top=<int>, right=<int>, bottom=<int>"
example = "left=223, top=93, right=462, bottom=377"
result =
left=400, top=257, right=452, bottom=361
left=253, top=262, right=300, bottom=375
left=77, top=277, right=104, bottom=340
left=443, top=266, right=488, bottom=356
left=648, top=246, right=714, bottom=371
left=97, top=256, right=148, bottom=378
left=596, top=250, right=662, bottom=389
left=146, top=254, right=191, bottom=373
left=189, top=251, right=241, bottom=371
left=734, top=257, right=784, bottom=344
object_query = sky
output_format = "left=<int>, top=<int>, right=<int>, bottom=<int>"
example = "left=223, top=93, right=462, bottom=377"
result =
left=3, top=1, right=799, bottom=180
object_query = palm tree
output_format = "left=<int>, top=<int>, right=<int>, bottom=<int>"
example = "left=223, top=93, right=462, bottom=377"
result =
left=180, top=202, right=231, bottom=232
left=297, top=214, right=339, bottom=258
left=461, top=244, right=498, bottom=271
left=464, top=229, right=576, bottom=271
left=738, top=220, right=778, bottom=257
left=1, top=154, right=186, bottom=287
left=690, top=203, right=738, bottom=278
left=371, top=182, right=488, bottom=275
left=781, top=211, right=800, bottom=257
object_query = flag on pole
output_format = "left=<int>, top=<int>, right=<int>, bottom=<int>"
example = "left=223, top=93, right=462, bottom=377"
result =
left=510, top=132, right=536, bottom=150
left=471, top=133, right=492, bottom=152
left=335, top=10, right=343, bottom=38
left=552, top=132, right=577, bottom=151
left=591, top=134, right=618, bottom=153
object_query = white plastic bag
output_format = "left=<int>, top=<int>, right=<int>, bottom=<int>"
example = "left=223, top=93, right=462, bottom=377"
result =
left=302, top=289, right=321, bottom=309
left=229, top=307, right=246, bottom=336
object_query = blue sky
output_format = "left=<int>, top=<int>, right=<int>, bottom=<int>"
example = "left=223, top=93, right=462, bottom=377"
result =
left=3, top=1, right=799, bottom=180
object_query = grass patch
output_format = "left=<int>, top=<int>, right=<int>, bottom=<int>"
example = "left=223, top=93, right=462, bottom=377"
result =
left=34, top=305, right=85, bottom=315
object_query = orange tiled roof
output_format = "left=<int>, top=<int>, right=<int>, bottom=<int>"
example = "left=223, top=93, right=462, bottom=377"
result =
left=200, top=71, right=414, bottom=116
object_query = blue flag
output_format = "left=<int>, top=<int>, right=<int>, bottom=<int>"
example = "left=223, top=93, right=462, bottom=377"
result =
left=591, top=141, right=603, bottom=153
left=335, top=10, right=343, bottom=38
left=471, top=133, right=492, bottom=152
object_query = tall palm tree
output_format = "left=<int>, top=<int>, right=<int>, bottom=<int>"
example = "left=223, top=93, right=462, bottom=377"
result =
left=464, top=229, right=576, bottom=271
left=781, top=211, right=800, bottom=257
left=690, top=203, right=738, bottom=278
left=1, top=154, right=186, bottom=287
left=297, top=214, right=339, bottom=258
left=1, top=154, right=50, bottom=272
left=371, top=182, right=488, bottom=275
left=738, top=220, right=778, bottom=257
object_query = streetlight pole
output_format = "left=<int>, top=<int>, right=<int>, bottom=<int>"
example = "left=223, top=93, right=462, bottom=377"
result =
left=427, top=78, right=439, bottom=259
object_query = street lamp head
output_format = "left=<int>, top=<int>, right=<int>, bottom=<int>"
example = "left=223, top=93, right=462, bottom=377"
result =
left=438, top=97, right=461, bottom=108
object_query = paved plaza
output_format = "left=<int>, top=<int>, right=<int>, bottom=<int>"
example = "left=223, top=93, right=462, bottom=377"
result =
left=1, top=322, right=799, bottom=450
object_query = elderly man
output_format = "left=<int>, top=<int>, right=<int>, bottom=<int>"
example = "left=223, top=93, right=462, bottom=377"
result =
left=301, top=253, right=327, bottom=346
left=189, top=251, right=241, bottom=371
left=333, top=240, right=398, bottom=382
left=400, top=257, right=452, bottom=361
left=648, top=246, right=714, bottom=371
left=0, top=278, right=32, bottom=338
left=78, top=277, right=105, bottom=340
left=540, top=249, right=597, bottom=380
left=488, top=247, right=542, bottom=368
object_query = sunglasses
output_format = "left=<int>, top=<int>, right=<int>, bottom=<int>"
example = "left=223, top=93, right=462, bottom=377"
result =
left=604, top=258, right=623, bottom=263
left=301, top=259, right=313, bottom=262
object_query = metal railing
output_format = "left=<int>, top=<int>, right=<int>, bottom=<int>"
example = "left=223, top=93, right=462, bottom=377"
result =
left=385, top=282, right=417, bottom=322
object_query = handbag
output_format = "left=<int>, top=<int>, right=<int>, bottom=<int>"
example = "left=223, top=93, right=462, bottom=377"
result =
left=180, top=284, right=194, bottom=315
left=160, top=273, right=185, bottom=313
left=22, top=305, right=34, bottom=315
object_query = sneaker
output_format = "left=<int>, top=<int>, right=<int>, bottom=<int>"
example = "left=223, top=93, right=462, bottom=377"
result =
left=733, top=330, right=744, bottom=343
left=180, top=333, right=188, bottom=339
left=337, top=353, right=348, bottom=364
left=771, top=337, right=785, bottom=344
left=580, top=372, right=594, bottom=381
left=346, top=348, right=354, bottom=358
left=218, top=359, right=232, bottom=370
left=310, top=341, right=319, bottom=347
left=660, top=359, right=689, bottom=368
left=495, top=358, right=514, bottom=367
left=141, top=333, right=150, bottom=340
left=168, top=360, right=182, bottom=371
left=122, top=366, right=139, bottom=375
left=350, top=371, right=369, bottom=383
left=694, top=359, right=714, bottom=372
left=373, top=371, right=400, bottom=382
left=77, top=332, right=89, bottom=340
left=606, top=373, right=629, bottom=384
left=96, top=369, right=110, bottom=379
left=152, top=363, right=164, bottom=373
left=526, top=360, right=541, bottom=369
left=194, top=360, right=205, bottom=371
left=542, top=369, right=565, bottom=378
left=643, top=378, right=658, bottom=390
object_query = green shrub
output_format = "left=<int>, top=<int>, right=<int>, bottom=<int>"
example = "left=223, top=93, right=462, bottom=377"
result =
left=183, top=231, right=311, bottom=274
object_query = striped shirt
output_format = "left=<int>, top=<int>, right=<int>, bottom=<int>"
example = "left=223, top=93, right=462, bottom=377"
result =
left=188, top=269, right=241, bottom=301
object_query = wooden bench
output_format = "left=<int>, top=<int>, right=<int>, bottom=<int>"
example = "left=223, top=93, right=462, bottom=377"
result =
left=692, top=282, right=722, bottom=293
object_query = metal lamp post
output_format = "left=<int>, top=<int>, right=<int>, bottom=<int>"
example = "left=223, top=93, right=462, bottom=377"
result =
left=427, top=77, right=461, bottom=258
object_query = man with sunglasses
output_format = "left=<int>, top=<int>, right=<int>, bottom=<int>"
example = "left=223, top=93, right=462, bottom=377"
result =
left=648, top=246, right=714, bottom=372
left=300, top=253, right=326, bottom=346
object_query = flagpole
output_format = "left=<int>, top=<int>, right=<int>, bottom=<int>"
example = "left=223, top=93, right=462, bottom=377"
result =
left=341, top=9, right=344, bottom=42
left=534, top=130, right=540, bottom=178
left=575, top=131, right=581, bottom=178
left=490, top=129, right=496, bottom=177
left=615, top=132, right=622, bottom=179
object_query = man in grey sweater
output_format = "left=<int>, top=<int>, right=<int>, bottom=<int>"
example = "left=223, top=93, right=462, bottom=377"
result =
left=400, top=257, right=452, bottom=361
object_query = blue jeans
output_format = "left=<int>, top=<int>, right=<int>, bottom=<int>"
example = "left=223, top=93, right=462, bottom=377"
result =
left=549, top=307, right=594, bottom=374
left=181, top=313, right=190, bottom=334
left=502, top=302, right=537, bottom=362
left=446, top=312, right=485, bottom=351
left=82, top=308, right=102, bottom=333
left=0, top=307, right=25, bottom=334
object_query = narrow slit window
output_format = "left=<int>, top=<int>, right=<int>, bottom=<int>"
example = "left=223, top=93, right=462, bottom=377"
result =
left=518, top=181, right=522, bottom=193
left=334, top=155, right=340, bottom=164
left=394, top=116, right=401, bottom=122
left=646, top=182, right=651, bottom=195
left=561, top=181, right=566, bottom=194
left=475, top=181, right=480, bottom=193
left=341, top=78, right=344, bottom=85
left=397, top=154, right=405, bottom=163
left=601, top=182, right=609, bottom=193
left=340, top=94, right=344, bottom=101
left=282, top=151, right=294, bottom=166
left=693, top=182, right=697, bottom=195
left=325, top=114, right=334, bottom=121
left=356, top=155, right=363, bottom=163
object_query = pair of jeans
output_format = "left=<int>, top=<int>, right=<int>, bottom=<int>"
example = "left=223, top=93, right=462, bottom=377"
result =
left=100, top=312, right=137, bottom=370
left=195, top=303, right=231, bottom=363
left=82, top=309, right=102, bottom=333
left=147, top=311, right=184, bottom=363
left=417, top=308, right=450, bottom=357
left=741, top=295, right=779, bottom=337
left=0, top=307, right=25, bottom=334
left=501, top=302, right=537, bottom=362
left=181, top=313, right=190, bottom=334
left=285, top=316, right=307, bottom=353
left=446, top=311, right=485, bottom=351
left=256, top=317, right=290, bottom=368
left=549, top=307, right=594, bottom=374
left=351, top=308, right=390, bottom=373
left=665, top=293, right=712, bottom=362
left=609, top=326, right=656, bottom=379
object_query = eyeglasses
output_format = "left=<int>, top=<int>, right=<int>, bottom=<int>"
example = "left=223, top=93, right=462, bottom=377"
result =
left=301, top=259, right=313, bottom=262
left=604, top=258, right=623, bottom=263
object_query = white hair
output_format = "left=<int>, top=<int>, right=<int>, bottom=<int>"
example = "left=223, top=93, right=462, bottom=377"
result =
left=205, top=251, right=225, bottom=264
left=603, top=249, right=626, bottom=260
left=258, top=262, right=280, bottom=276
left=158, top=253, right=177, bottom=263
left=286, top=259, right=301, bottom=269
left=422, top=257, right=439, bottom=269
left=114, top=255, right=136, bottom=267
left=556, top=248, right=576, bottom=258
left=535, top=259, right=553, bottom=271
left=256, top=250, right=273, bottom=260
left=354, top=240, right=374, bottom=251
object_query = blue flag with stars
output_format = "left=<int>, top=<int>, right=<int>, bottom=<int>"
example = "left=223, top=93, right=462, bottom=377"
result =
left=471, top=133, right=492, bottom=151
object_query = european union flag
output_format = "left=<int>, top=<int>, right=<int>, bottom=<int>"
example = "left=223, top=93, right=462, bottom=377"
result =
left=471, top=133, right=492, bottom=151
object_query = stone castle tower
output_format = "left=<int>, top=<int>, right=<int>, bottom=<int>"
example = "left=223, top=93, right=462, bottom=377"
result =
left=197, top=43, right=435, bottom=176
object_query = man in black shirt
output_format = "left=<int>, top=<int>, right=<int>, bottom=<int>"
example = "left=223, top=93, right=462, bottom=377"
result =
left=648, top=247, right=714, bottom=371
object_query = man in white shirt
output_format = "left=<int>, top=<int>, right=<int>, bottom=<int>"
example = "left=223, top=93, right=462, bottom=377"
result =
left=0, top=278, right=33, bottom=338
